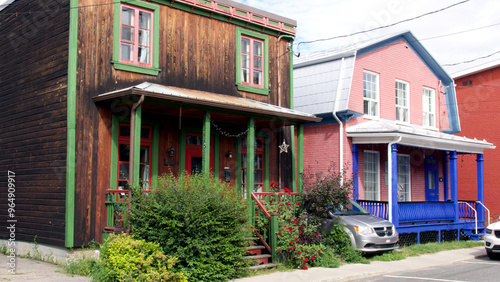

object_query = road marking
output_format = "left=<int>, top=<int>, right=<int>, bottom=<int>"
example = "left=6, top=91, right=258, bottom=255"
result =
left=383, top=275, right=468, bottom=282
left=462, top=260, right=500, bottom=266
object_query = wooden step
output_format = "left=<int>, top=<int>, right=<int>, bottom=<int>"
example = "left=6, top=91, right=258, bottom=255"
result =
left=243, top=254, right=271, bottom=264
left=244, top=245, right=265, bottom=255
left=247, top=263, right=281, bottom=271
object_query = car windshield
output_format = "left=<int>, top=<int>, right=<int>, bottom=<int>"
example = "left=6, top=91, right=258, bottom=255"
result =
left=330, top=199, right=370, bottom=216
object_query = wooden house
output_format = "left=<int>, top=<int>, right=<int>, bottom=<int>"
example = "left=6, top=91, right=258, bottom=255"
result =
left=453, top=60, right=500, bottom=222
left=0, top=0, right=319, bottom=254
left=293, top=31, right=495, bottom=245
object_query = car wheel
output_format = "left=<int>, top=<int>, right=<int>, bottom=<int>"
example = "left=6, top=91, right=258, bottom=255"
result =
left=486, top=249, right=500, bottom=260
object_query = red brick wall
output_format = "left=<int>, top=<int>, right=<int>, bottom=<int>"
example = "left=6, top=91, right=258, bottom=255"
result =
left=455, top=66, right=500, bottom=221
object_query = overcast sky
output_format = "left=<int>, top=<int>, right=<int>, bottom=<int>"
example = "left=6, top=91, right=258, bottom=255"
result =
left=235, top=0, right=500, bottom=75
left=1, top=0, right=498, bottom=75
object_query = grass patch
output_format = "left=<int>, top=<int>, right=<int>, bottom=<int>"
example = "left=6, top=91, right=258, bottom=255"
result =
left=367, top=240, right=483, bottom=262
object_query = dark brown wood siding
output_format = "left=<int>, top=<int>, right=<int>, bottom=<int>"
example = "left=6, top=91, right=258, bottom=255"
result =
left=77, top=0, right=295, bottom=245
left=0, top=0, right=70, bottom=247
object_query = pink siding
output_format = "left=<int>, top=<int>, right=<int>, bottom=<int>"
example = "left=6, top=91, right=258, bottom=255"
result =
left=455, top=66, right=500, bottom=220
left=303, top=40, right=450, bottom=202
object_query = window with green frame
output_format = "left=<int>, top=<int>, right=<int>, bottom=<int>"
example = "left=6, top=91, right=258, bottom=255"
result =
left=236, top=28, right=269, bottom=95
left=112, top=0, right=161, bottom=76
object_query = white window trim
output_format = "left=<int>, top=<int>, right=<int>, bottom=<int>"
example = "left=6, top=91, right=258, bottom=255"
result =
left=422, top=87, right=436, bottom=129
left=363, top=70, right=380, bottom=118
left=364, top=150, right=380, bottom=201
left=395, top=79, right=410, bottom=124
left=397, top=154, right=411, bottom=202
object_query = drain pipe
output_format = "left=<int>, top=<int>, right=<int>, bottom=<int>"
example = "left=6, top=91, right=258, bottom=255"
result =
left=388, top=136, right=402, bottom=223
left=127, top=94, right=144, bottom=234
left=333, top=58, right=346, bottom=184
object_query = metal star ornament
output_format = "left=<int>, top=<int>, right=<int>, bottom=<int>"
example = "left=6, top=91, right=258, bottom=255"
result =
left=279, top=139, right=289, bottom=154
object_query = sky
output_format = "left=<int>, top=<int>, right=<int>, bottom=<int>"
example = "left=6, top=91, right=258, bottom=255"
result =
left=1, top=0, right=499, bottom=75
left=234, top=0, right=500, bottom=75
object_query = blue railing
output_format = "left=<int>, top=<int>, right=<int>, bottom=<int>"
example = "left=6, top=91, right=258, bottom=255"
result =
left=458, top=201, right=476, bottom=219
left=357, top=200, right=456, bottom=223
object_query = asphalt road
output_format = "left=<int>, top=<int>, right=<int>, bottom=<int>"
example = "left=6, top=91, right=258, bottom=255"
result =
left=350, top=256, right=500, bottom=282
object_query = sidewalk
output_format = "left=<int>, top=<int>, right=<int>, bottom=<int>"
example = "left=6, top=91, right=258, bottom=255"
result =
left=0, top=247, right=486, bottom=281
left=0, top=254, right=90, bottom=281
left=235, top=246, right=486, bottom=282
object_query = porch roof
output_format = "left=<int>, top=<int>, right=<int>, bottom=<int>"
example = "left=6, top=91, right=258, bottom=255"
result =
left=346, top=119, right=495, bottom=154
left=93, top=82, right=321, bottom=125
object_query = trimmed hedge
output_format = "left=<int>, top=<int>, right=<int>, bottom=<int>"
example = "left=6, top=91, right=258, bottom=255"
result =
left=130, top=172, right=248, bottom=281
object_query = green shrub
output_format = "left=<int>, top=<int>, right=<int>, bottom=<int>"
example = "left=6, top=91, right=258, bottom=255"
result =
left=322, top=225, right=368, bottom=264
left=130, top=172, right=248, bottom=281
left=98, top=234, right=186, bottom=282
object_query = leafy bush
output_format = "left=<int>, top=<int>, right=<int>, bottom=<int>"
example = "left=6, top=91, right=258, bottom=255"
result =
left=302, top=164, right=354, bottom=218
left=129, top=172, right=248, bottom=281
left=99, top=234, right=186, bottom=282
left=322, top=225, right=367, bottom=264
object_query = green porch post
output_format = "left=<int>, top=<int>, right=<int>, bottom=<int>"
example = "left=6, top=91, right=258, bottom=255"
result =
left=246, top=118, right=255, bottom=222
left=132, top=105, right=142, bottom=187
left=202, top=112, right=211, bottom=176
left=297, top=125, right=304, bottom=194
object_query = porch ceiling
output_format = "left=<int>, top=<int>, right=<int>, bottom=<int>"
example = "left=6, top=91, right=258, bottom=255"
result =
left=93, top=82, right=321, bottom=127
left=346, top=119, right=495, bottom=154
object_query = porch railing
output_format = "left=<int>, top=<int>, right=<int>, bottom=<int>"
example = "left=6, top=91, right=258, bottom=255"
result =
left=357, top=200, right=455, bottom=223
left=458, top=201, right=476, bottom=219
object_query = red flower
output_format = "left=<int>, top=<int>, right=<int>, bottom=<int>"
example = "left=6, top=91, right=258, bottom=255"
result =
left=291, top=245, right=295, bottom=250
left=286, top=202, right=290, bottom=206
left=293, top=218, right=298, bottom=223
left=311, top=255, right=316, bottom=260
left=318, top=250, right=321, bottom=254
left=288, top=227, right=293, bottom=233
left=290, top=241, right=294, bottom=245
left=298, top=251, right=301, bottom=254
left=304, top=257, right=309, bottom=263
left=299, top=230, right=303, bottom=234
left=295, top=237, right=299, bottom=241
left=278, top=249, right=282, bottom=253
left=301, top=266, right=308, bottom=270
left=297, top=202, right=301, bottom=205
left=278, top=232, right=281, bottom=235
left=314, top=232, right=319, bottom=237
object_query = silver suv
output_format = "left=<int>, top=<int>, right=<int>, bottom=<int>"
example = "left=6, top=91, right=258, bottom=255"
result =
left=322, top=198, right=399, bottom=253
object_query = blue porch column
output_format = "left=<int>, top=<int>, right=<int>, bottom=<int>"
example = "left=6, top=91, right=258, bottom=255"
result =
left=390, top=144, right=399, bottom=226
left=352, top=144, right=359, bottom=200
left=476, top=154, right=485, bottom=224
left=443, top=152, right=449, bottom=201
left=450, top=151, right=459, bottom=222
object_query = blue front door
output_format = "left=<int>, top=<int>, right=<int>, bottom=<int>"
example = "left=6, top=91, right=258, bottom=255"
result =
left=425, top=156, right=439, bottom=201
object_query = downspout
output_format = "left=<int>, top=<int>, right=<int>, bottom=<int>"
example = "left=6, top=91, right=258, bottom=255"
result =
left=388, top=136, right=402, bottom=223
left=333, top=58, right=346, bottom=184
left=127, top=95, right=144, bottom=234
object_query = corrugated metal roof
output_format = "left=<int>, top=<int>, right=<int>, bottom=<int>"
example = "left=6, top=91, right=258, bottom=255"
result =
left=346, top=119, right=495, bottom=154
left=93, top=82, right=321, bottom=123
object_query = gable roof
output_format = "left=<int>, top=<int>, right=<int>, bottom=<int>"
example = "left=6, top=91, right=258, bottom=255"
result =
left=293, top=30, right=461, bottom=134
left=451, top=59, right=500, bottom=79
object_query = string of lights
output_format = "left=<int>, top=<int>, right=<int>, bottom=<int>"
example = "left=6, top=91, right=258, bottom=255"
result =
left=211, top=120, right=249, bottom=138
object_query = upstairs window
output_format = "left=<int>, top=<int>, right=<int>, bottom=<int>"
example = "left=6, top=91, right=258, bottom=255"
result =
left=120, top=4, right=153, bottom=67
left=423, top=87, right=436, bottom=127
left=395, top=80, right=409, bottom=123
left=112, top=0, right=160, bottom=76
left=236, top=28, right=269, bottom=95
left=241, top=36, right=264, bottom=88
left=363, top=71, right=379, bottom=117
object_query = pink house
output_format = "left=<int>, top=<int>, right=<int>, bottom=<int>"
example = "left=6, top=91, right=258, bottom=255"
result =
left=294, top=31, right=495, bottom=245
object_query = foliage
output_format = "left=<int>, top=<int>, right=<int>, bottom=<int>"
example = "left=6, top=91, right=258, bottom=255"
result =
left=129, top=172, right=248, bottom=281
left=98, top=234, right=186, bottom=282
left=65, top=256, right=105, bottom=278
left=322, top=225, right=368, bottom=264
left=301, top=164, right=354, bottom=218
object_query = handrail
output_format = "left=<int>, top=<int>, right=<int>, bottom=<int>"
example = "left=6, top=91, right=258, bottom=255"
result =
left=251, top=192, right=271, bottom=220
left=459, top=201, right=477, bottom=234
left=476, top=201, right=491, bottom=226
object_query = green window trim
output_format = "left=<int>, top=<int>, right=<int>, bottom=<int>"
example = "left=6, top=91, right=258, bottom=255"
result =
left=236, top=28, right=269, bottom=95
left=112, top=0, right=161, bottom=76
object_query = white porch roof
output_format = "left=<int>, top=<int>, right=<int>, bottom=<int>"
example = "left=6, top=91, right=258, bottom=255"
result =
left=346, top=119, right=495, bottom=154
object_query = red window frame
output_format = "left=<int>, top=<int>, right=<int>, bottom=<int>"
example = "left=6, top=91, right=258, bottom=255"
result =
left=241, top=137, right=264, bottom=197
left=117, top=124, right=153, bottom=200
left=184, top=133, right=214, bottom=174
left=119, top=4, right=154, bottom=67
left=240, top=35, right=264, bottom=88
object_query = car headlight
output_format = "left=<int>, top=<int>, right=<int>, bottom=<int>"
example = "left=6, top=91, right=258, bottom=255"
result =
left=486, top=228, right=493, bottom=234
left=354, top=225, right=374, bottom=234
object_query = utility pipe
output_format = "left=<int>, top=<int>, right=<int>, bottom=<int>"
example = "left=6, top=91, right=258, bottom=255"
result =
left=388, top=136, right=402, bottom=223
left=333, top=58, right=346, bottom=184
